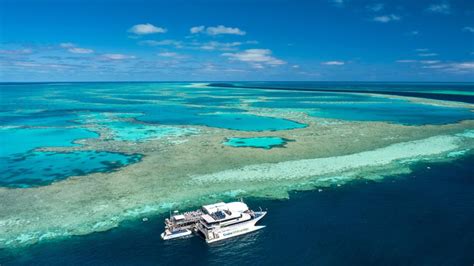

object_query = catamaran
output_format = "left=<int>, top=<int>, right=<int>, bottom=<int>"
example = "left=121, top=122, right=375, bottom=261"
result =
left=161, top=201, right=266, bottom=243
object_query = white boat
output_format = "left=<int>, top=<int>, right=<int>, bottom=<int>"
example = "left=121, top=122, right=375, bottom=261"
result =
left=160, top=210, right=202, bottom=240
left=196, top=201, right=267, bottom=243
left=160, top=228, right=192, bottom=240
left=160, top=201, right=266, bottom=243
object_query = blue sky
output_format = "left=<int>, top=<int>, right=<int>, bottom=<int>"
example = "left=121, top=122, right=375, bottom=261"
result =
left=0, top=0, right=473, bottom=81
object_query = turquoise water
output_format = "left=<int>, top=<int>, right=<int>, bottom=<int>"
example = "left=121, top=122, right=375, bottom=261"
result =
left=192, top=113, right=306, bottom=131
left=308, top=101, right=474, bottom=125
left=0, top=82, right=473, bottom=264
left=252, top=96, right=474, bottom=125
left=0, top=125, right=140, bottom=188
left=105, top=121, right=197, bottom=142
left=0, top=111, right=78, bottom=127
left=134, top=106, right=305, bottom=131
left=0, top=127, right=98, bottom=157
left=2, top=156, right=473, bottom=265
left=76, top=112, right=198, bottom=141
left=0, top=82, right=309, bottom=187
left=0, top=151, right=141, bottom=188
left=224, top=137, right=289, bottom=149
left=1, top=82, right=473, bottom=187
left=3, top=82, right=472, bottom=128
left=184, top=96, right=239, bottom=106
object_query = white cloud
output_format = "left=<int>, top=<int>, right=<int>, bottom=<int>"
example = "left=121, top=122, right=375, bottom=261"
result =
left=373, top=14, right=400, bottom=23
left=222, top=49, right=285, bottom=67
left=207, top=25, right=246, bottom=36
left=156, top=52, right=186, bottom=59
left=416, top=48, right=429, bottom=52
left=442, top=62, right=474, bottom=73
left=451, top=62, right=474, bottom=70
left=409, top=31, right=419, bottom=36
left=190, top=26, right=205, bottom=34
left=68, top=47, right=94, bottom=54
left=199, top=41, right=242, bottom=51
left=463, top=26, right=474, bottom=33
left=157, top=52, right=179, bottom=57
left=419, top=61, right=474, bottom=74
left=397, top=59, right=440, bottom=65
left=128, top=23, right=167, bottom=35
left=420, top=60, right=441, bottom=64
left=421, top=64, right=445, bottom=69
left=102, top=53, right=136, bottom=60
left=60, top=43, right=75, bottom=48
left=322, top=61, right=345, bottom=66
left=426, top=3, right=451, bottom=14
left=14, top=61, right=41, bottom=67
left=0, top=48, right=32, bottom=55
left=418, top=53, right=438, bottom=57
left=396, top=60, right=417, bottom=63
left=191, top=25, right=246, bottom=36
left=139, top=39, right=182, bottom=48
left=13, top=61, right=75, bottom=69
left=367, top=3, right=384, bottom=12
left=60, top=43, right=94, bottom=54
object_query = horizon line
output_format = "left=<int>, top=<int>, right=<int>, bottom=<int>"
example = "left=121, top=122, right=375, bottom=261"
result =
left=1, top=81, right=474, bottom=84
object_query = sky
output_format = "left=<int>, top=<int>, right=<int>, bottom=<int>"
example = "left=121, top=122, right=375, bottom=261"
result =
left=0, top=0, right=473, bottom=82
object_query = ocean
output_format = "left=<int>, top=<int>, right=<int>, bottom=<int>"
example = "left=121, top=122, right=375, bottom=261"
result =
left=0, top=82, right=473, bottom=265
left=1, top=155, right=473, bottom=265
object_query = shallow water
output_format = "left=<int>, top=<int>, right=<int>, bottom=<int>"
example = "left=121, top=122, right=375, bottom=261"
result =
left=0, top=127, right=98, bottom=157
left=1, top=155, right=472, bottom=265
left=106, top=121, right=197, bottom=142
left=252, top=96, right=474, bottom=125
left=192, top=113, right=306, bottom=131
left=308, top=101, right=474, bottom=125
left=1, top=82, right=473, bottom=187
left=223, top=137, right=289, bottom=149
left=0, top=151, right=142, bottom=188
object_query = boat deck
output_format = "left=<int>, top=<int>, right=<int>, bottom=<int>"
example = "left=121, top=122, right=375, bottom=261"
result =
left=165, top=210, right=203, bottom=229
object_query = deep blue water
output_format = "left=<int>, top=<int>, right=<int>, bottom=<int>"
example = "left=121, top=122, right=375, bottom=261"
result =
left=212, top=82, right=474, bottom=103
left=222, top=81, right=474, bottom=93
left=1, top=155, right=473, bottom=265
left=1, top=82, right=473, bottom=262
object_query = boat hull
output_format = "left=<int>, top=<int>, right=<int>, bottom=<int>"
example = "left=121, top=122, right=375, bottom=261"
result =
left=160, top=228, right=192, bottom=240
left=205, top=211, right=267, bottom=243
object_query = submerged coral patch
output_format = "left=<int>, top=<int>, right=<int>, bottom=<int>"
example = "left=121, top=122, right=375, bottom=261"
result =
left=0, top=82, right=473, bottom=249
left=0, top=127, right=98, bottom=157
left=193, top=135, right=466, bottom=184
left=0, top=151, right=142, bottom=188
left=195, top=113, right=307, bottom=131
left=105, top=122, right=198, bottom=142
left=223, top=137, right=291, bottom=149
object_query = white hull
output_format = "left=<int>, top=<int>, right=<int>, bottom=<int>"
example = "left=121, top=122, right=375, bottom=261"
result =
left=161, top=201, right=267, bottom=244
left=160, top=228, right=192, bottom=240
left=206, top=224, right=265, bottom=243
left=204, top=211, right=266, bottom=243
